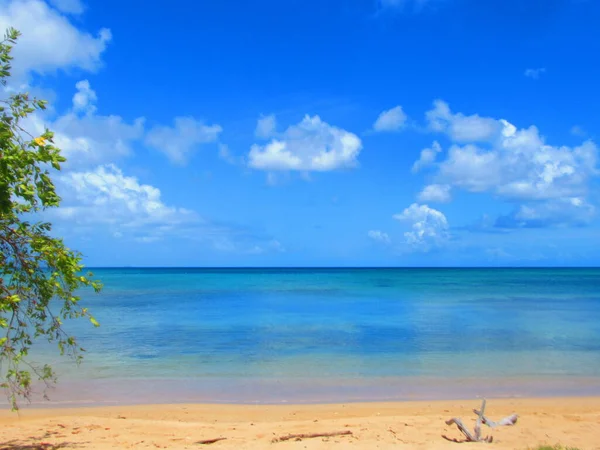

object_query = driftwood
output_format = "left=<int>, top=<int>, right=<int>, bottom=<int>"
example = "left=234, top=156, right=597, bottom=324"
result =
left=444, top=399, right=494, bottom=443
left=473, top=408, right=518, bottom=428
left=196, top=437, right=227, bottom=445
left=272, top=430, right=353, bottom=443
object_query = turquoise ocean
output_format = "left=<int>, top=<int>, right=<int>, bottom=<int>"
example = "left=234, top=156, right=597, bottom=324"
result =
left=29, top=268, right=600, bottom=406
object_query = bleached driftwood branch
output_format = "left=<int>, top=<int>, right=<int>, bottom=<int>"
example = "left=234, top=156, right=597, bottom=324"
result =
left=474, top=398, right=485, bottom=440
left=444, top=399, right=494, bottom=443
left=445, top=417, right=483, bottom=442
left=473, top=408, right=518, bottom=428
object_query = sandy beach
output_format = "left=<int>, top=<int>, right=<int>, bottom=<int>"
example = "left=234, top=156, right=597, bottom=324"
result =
left=1, top=397, right=599, bottom=449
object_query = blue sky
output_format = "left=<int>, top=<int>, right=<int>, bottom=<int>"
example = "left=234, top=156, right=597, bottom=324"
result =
left=2, top=0, right=599, bottom=267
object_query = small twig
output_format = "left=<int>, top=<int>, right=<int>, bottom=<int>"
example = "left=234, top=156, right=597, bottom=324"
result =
left=272, top=430, right=352, bottom=443
left=196, top=437, right=227, bottom=445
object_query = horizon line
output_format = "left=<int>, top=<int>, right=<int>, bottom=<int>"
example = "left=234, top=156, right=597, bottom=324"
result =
left=83, top=266, right=600, bottom=269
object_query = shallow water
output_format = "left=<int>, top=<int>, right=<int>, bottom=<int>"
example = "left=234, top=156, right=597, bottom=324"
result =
left=24, top=268, right=600, bottom=405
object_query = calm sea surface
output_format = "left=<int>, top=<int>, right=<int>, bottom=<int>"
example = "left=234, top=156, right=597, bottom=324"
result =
left=27, top=268, right=600, bottom=405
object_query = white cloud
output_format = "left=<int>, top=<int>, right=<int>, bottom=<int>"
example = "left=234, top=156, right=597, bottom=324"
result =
left=0, top=0, right=111, bottom=79
left=72, top=79, right=96, bottom=114
left=438, top=123, right=597, bottom=201
left=32, top=81, right=226, bottom=171
left=145, top=117, right=222, bottom=165
left=48, top=0, right=83, bottom=14
left=418, top=184, right=451, bottom=203
left=368, top=230, right=391, bottom=244
left=248, top=115, right=362, bottom=172
left=426, top=100, right=500, bottom=142
left=51, top=164, right=284, bottom=252
left=412, top=140, right=442, bottom=172
left=24, top=80, right=144, bottom=169
left=373, top=105, right=407, bottom=132
left=437, top=143, right=502, bottom=192
left=255, top=114, right=276, bottom=139
left=496, top=198, right=595, bottom=229
left=394, top=203, right=449, bottom=250
left=56, top=164, right=197, bottom=230
left=524, top=68, right=546, bottom=79
left=52, top=114, right=144, bottom=168
left=218, top=143, right=238, bottom=165
left=417, top=101, right=599, bottom=227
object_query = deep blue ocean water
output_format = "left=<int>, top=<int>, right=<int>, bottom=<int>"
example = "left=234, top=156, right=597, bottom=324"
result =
left=28, top=268, right=600, bottom=405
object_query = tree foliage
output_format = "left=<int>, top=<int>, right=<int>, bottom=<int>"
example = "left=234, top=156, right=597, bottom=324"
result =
left=0, top=28, right=101, bottom=410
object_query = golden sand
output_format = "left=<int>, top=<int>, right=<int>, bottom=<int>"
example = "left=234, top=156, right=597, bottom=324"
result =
left=1, top=397, right=599, bottom=449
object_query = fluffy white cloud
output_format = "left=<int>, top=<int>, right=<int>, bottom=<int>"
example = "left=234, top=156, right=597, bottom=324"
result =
left=248, top=115, right=362, bottom=172
left=418, top=101, right=599, bottom=227
left=52, top=164, right=284, bottom=252
left=255, top=114, right=276, bottom=139
left=145, top=117, right=222, bottom=165
left=394, top=203, right=449, bottom=250
left=426, top=100, right=500, bottom=142
left=56, top=164, right=197, bottom=229
left=418, top=184, right=451, bottom=203
left=72, top=79, right=96, bottom=114
left=24, top=80, right=145, bottom=169
left=524, top=68, right=546, bottom=79
left=373, top=105, right=407, bottom=132
left=48, top=0, right=83, bottom=14
left=368, top=230, right=391, bottom=244
left=412, top=140, right=441, bottom=172
left=53, top=114, right=144, bottom=168
left=0, top=0, right=111, bottom=79
left=438, top=123, right=597, bottom=201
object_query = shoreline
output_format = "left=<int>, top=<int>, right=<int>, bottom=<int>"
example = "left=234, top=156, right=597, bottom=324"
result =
left=8, top=374, right=600, bottom=408
left=8, top=390, right=600, bottom=409
left=2, top=397, right=600, bottom=449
